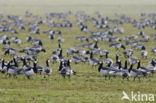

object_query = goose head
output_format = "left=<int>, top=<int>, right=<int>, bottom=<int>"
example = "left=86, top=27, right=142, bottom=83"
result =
left=121, top=45, right=126, bottom=50
left=33, top=61, right=38, bottom=73
left=41, top=48, right=46, bottom=53
left=46, top=59, right=50, bottom=67
left=98, top=62, right=103, bottom=72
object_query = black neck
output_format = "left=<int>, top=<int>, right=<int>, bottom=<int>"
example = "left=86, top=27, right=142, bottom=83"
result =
left=137, top=61, right=140, bottom=69
left=46, top=60, right=49, bottom=67
left=124, top=61, right=127, bottom=69
left=33, top=62, right=37, bottom=73
left=98, top=63, right=103, bottom=72
left=128, top=65, right=133, bottom=73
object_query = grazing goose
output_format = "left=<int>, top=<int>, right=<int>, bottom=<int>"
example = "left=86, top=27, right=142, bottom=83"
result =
left=128, top=57, right=139, bottom=65
left=43, top=59, right=52, bottom=77
left=123, top=49, right=133, bottom=58
left=141, top=50, right=148, bottom=58
left=58, top=37, right=64, bottom=43
left=4, top=48, right=20, bottom=56
left=109, top=43, right=126, bottom=50
left=76, top=36, right=89, bottom=42
left=67, top=48, right=76, bottom=56
left=70, top=56, right=82, bottom=64
left=88, top=52, right=99, bottom=67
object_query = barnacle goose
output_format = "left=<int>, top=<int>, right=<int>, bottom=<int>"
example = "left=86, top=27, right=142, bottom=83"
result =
left=137, top=60, right=154, bottom=75
left=20, top=61, right=38, bottom=79
left=88, top=52, right=99, bottom=67
left=128, top=64, right=143, bottom=82
left=98, top=62, right=109, bottom=79
left=59, top=60, right=76, bottom=79
left=140, top=50, right=148, bottom=58
left=43, top=59, right=52, bottom=77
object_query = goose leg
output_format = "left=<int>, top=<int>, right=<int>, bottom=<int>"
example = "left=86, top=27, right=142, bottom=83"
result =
left=104, top=75, right=107, bottom=80
left=138, top=77, right=141, bottom=82
left=27, top=75, right=30, bottom=79
left=109, top=75, right=111, bottom=80
left=68, top=75, right=70, bottom=80
left=133, top=77, right=136, bottom=81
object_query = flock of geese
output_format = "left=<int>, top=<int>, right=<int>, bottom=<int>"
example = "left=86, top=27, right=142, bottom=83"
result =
left=0, top=11, right=156, bottom=82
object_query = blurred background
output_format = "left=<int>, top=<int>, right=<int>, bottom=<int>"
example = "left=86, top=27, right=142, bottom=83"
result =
left=0, top=0, right=156, bottom=15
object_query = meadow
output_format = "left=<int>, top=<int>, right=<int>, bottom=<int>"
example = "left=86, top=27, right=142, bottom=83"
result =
left=0, top=0, right=156, bottom=103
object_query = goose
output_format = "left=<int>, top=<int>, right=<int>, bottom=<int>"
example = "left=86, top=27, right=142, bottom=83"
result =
left=20, top=61, right=38, bottom=79
left=4, top=48, right=20, bottom=56
left=43, top=59, right=52, bottom=77
left=88, top=52, right=99, bottom=67
left=103, top=53, right=113, bottom=65
left=67, top=48, right=76, bottom=56
left=140, top=50, right=148, bottom=58
left=21, top=57, right=33, bottom=70
left=0, top=58, right=6, bottom=73
left=49, top=34, right=55, bottom=40
left=57, top=49, right=66, bottom=62
left=136, top=60, right=153, bottom=75
left=58, top=37, right=64, bottom=43
left=109, top=43, right=126, bottom=50
left=147, top=59, right=156, bottom=76
left=70, top=56, right=82, bottom=64
left=100, top=49, right=108, bottom=58
left=76, top=49, right=86, bottom=56
left=135, top=44, right=146, bottom=50
left=123, top=49, right=133, bottom=58
left=114, top=61, right=129, bottom=79
left=81, top=54, right=89, bottom=63
left=34, top=59, right=43, bottom=74
left=98, top=62, right=109, bottom=79
left=128, top=64, right=143, bottom=82
left=152, top=47, right=156, bottom=53
left=76, top=36, right=89, bottom=42
left=6, top=60, right=19, bottom=77
left=59, top=60, right=76, bottom=79
left=128, top=57, right=139, bottom=65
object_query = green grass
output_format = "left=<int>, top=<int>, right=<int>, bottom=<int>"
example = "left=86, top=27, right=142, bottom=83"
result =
left=0, top=0, right=156, bottom=103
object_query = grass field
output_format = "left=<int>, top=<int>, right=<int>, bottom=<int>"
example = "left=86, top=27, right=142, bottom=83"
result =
left=0, top=0, right=156, bottom=103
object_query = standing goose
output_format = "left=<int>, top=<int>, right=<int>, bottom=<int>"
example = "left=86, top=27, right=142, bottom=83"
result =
left=88, top=52, right=99, bottom=67
left=98, top=62, right=109, bottom=80
left=136, top=60, right=153, bottom=75
left=43, top=59, right=52, bottom=77
left=6, top=60, right=19, bottom=77
left=0, top=58, right=7, bottom=73
left=128, top=64, right=143, bottom=82
left=103, top=53, right=113, bottom=65
left=59, top=60, right=76, bottom=79
left=21, top=61, right=38, bottom=79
